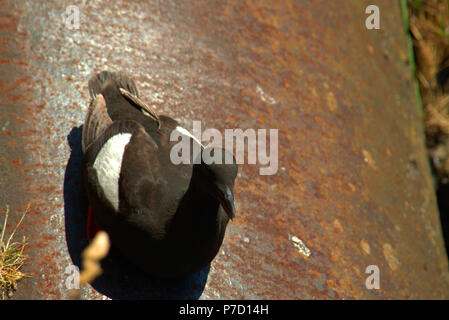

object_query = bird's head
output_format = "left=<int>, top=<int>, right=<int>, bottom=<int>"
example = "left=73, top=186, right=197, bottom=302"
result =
left=193, top=146, right=238, bottom=220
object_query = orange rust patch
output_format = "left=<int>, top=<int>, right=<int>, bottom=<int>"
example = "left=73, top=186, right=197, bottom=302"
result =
left=326, top=279, right=338, bottom=293
left=10, top=158, right=21, bottom=167
left=360, top=239, right=371, bottom=255
left=333, top=219, right=343, bottom=232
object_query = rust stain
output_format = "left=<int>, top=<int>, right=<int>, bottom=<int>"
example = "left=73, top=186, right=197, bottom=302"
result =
left=10, top=158, right=21, bottom=167
left=360, top=239, right=371, bottom=255
left=333, top=219, right=343, bottom=232
left=0, top=0, right=447, bottom=300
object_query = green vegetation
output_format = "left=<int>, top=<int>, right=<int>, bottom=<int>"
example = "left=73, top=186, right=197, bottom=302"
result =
left=0, top=205, right=30, bottom=300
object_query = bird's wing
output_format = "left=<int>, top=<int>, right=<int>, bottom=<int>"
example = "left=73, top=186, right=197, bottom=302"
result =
left=82, top=94, right=113, bottom=153
left=119, top=88, right=159, bottom=125
left=122, top=123, right=196, bottom=239
left=82, top=119, right=193, bottom=240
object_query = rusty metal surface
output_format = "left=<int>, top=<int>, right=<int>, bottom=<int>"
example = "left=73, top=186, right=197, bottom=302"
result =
left=1, top=0, right=449, bottom=299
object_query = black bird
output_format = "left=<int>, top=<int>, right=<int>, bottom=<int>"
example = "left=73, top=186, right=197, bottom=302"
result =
left=81, top=71, right=237, bottom=278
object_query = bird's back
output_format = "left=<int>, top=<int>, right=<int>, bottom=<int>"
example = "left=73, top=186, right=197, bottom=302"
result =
left=82, top=71, right=227, bottom=278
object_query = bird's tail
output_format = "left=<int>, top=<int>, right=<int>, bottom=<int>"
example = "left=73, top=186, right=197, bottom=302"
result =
left=88, top=71, right=139, bottom=99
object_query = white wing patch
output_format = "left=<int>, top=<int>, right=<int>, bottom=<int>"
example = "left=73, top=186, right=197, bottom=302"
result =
left=93, top=133, right=132, bottom=211
left=175, top=126, right=203, bottom=146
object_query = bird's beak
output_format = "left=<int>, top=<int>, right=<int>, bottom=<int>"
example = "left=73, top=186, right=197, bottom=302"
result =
left=215, top=185, right=235, bottom=220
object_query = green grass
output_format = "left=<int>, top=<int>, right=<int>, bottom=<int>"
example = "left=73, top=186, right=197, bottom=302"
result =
left=401, top=0, right=424, bottom=117
left=408, top=0, right=423, bottom=10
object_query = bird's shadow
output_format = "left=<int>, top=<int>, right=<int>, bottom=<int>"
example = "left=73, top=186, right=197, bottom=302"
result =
left=63, top=126, right=209, bottom=299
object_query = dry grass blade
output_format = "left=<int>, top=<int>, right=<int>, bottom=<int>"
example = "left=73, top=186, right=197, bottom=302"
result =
left=0, top=204, right=30, bottom=300
left=426, top=95, right=449, bottom=134
left=69, top=231, right=110, bottom=300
